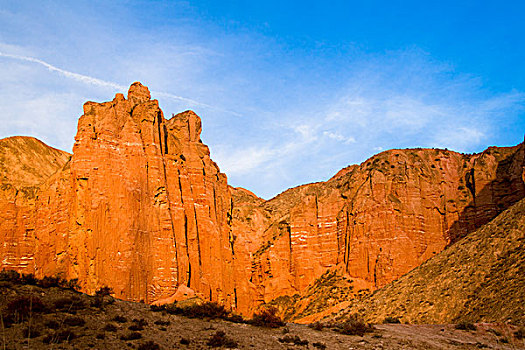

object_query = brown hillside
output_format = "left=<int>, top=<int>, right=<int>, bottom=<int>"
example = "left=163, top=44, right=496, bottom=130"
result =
left=0, top=136, right=70, bottom=188
left=332, top=197, right=525, bottom=325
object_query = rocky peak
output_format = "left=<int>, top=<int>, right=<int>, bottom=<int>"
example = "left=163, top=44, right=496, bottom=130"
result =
left=127, top=81, right=151, bottom=107
left=167, top=110, right=202, bottom=142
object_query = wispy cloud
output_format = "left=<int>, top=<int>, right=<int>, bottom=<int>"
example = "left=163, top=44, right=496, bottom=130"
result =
left=0, top=51, right=241, bottom=116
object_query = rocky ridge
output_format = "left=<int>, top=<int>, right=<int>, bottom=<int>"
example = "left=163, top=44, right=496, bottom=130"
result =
left=1, top=83, right=524, bottom=320
left=331, top=196, right=525, bottom=325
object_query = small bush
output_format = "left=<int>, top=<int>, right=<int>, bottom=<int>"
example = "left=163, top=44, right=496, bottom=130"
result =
left=207, top=331, right=238, bottom=348
left=120, top=332, right=143, bottom=340
left=92, top=286, right=114, bottom=308
left=54, top=296, right=86, bottom=312
left=499, top=337, right=509, bottom=343
left=250, top=307, right=284, bottom=328
left=43, top=329, right=77, bottom=344
left=112, top=315, right=128, bottom=323
left=383, top=316, right=401, bottom=324
left=21, top=273, right=38, bottom=285
left=154, top=320, right=170, bottom=326
left=180, top=337, right=191, bottom=345
left=337, top=315, right=373, bottom=336
left=455, top=322, right=476, bottom=331
left=103, top=323, right=118, bottom=332
left=63, top=316, right=86, bottom=327
left=308, top=321, right=324, bottom=331
left=278, top=335, right=308, bottom=346
left=38, top=276, right=62, bottom=288
left=22, top=325, right=42, bottom=338
left=45, top=320, right=60, bottom=330
left=96, top=286, right=113, bottom=297
left=0, top=269, right=20, bottom=282
left=514, top=327, right=525, bottom=340
left=150, top=304, right=166, bottom=312
left=132, top=318, right=148, bottom=327
left=138, top=340, right=161, bottom=350
left=129, top=324, right=144, bottom=331
left=6, top=295, right=47, bottom=321
left=167, top=302, right=229, bottom=319
left=313, top=342, right=327, bottom=349
left=96, top=333, right=105, bottom=339
left=225, top=313, right=245, bottom=323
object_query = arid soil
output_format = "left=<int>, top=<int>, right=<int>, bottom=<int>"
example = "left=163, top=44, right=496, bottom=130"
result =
left=1, top=280, right=523, bottom=350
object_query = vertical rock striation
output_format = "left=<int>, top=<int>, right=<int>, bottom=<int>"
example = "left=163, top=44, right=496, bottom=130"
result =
left=1, top=83, right=523, bottom=318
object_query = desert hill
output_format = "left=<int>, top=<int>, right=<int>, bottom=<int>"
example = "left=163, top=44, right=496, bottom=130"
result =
left=331, top=196, right=525, bottom=325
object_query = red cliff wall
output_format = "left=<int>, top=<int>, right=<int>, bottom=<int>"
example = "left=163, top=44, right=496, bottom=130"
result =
left=1, top=84, right=523, bottom=317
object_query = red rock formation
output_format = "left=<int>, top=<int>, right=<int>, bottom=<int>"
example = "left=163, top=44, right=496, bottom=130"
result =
left=0, top=137, right=70, bottom=272
left=1, top=83, right=523, bottom=319
left=235, top=145, right=525, bottom=308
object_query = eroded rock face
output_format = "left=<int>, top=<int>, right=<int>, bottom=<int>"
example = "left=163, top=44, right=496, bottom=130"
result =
left=0, top=137, right=70, bottom=272
left=1, top=83, right=523, bottom=319
left=2, top=83, right=237, bottom=309
left=232, top=144, right=525, bottom=312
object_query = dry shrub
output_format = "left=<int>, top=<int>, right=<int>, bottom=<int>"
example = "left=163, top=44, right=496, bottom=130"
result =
left=43, top=329, right=77, bottom=344
left=207, top=331, right=238, bottom=348
left=308, top=321, right=324, bottom=331
left=250, top=307, right=284, bottom=328
left=138, top=340, right=161, bottom=350
left=455, top=321, right=476, bottom=331
left=120, top=331, right=142, bottom=340
left=63, top=316, right=85, bottom=327
left=337, top=314, right=373, bottom=336
left=111, top=315, right=128, bottom=323
left=168, top=302, right=228, bottom=319
left=6, top=295, right=47, bottom=322
left=103, top=323, right=118, bottom=332
left=383, top=316, right=401, bottom=324
left=278, top=335, right=308, bottom=346
left=313, top=342, right=327, bottom=349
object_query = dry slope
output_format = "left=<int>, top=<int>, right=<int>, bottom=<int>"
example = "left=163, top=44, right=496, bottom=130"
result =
left=333, top=197, right=525, bottom=325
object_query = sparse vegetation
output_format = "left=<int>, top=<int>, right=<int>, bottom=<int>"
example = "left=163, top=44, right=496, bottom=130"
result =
left=6, top=295, right=46, bottom=322
left=166, top=301, right=229, bottom=319
left=138, top=340, right=161, bottom=350
left=103, top=323, right=118, bottom=332
left=249, top=307, right=285, bottom=328
left=207, top=330, right=238, bottom=348
left=337, top=315, right=374, bottom=336
left=313, top=341, right=327, bottom=349
left=112, top=315, right=128, bottom=323
left=278, top=334, right=308, bottom=346
left=63, top=315, right=86, bottom=327
left=455, top=321, right=476, bottom=331
left=514, top=327, right=525, bottom=339
left=120, top=331, right=143, bottom=340
left=309, top=321, right=324, bottom=330
left=383, top=316, right=401, bottom=324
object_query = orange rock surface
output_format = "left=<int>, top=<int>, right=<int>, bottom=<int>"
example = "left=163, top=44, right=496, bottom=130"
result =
left=237, top=145, right=525, bottom=306
left=1, top=83, right=523, bottom=317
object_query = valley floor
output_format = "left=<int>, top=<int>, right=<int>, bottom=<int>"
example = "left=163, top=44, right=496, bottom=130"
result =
left=1, top=281, right=523, bottom=350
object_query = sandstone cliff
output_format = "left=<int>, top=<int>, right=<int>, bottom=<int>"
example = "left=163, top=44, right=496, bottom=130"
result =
left=0, top=137, right=70, bottom=272
left=235, top=143, right=525, bottom=311
left=1, top=83, right=523, bottom=319
left=331, top=196, right=525, bottom=324
left=1, top=83, right=240, bottom=311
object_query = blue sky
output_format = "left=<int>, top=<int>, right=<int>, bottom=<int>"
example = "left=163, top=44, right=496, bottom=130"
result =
left=0, top=1, right=524, bottom=198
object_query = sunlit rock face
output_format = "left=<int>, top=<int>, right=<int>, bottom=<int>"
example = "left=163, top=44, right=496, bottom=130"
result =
left=231, top=141, right=525, bottom=308
left=1, top=83, right=523, bottom=317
